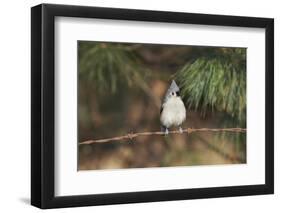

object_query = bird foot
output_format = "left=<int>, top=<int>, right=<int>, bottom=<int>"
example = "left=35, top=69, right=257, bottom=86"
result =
left=179, top=126, right=183, bottom=133
left=165, top=128, right=169, bottom=136
left=127, top=132, right=134, bottom=141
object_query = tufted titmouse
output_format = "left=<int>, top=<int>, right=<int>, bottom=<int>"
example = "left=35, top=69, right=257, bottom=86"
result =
left=160, top=80, right=186, bottom=135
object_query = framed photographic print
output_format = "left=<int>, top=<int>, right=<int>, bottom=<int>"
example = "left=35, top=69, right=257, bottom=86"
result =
left=31, top=3, right=274, bottom=209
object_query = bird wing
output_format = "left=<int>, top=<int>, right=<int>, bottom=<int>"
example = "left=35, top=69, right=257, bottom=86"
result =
left=160, top=98, right=167, bottom=114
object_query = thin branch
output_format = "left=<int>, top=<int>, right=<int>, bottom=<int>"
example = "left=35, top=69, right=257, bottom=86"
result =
left=79, top=128, right=246, bottom=145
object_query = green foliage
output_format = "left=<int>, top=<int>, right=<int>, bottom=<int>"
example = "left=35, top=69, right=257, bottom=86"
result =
left=79, top=42, right=145, bottom=94
left=79, top=42, right=246, bottom=127
left=176, top=48, right=246, bottom=126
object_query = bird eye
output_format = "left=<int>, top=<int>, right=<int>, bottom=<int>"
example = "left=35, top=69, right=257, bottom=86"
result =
left=171, top=92, right=174, bottom=96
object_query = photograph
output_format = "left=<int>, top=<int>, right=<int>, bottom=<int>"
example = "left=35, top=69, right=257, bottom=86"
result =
left=78, top=41, right=247, bottom=170
left=30, top=3, right=274, bottom=209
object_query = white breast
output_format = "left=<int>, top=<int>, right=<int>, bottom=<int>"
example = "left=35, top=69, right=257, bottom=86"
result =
left=160, top=97, right=186, bottom=128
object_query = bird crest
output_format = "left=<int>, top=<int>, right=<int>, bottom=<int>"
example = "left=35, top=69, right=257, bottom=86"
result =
left=163, top=80, right=180, bottom=103
left=168, top=80, right=180, bottom=93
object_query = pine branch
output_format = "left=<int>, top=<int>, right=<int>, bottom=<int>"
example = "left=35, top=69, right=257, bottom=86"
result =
left=79, top=128, right=246, bottom=145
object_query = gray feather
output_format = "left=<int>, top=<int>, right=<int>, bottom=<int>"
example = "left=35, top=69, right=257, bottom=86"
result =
left=162, top=80, right=180, bottom=104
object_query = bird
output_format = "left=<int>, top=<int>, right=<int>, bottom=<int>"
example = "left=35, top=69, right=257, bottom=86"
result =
left=160, top=80, right=186, bottom=135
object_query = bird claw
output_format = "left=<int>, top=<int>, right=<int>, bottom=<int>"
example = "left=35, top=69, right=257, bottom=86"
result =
left=127, top=132, right=134, bottom=141
left=179, top=127, right=183, bottom=133
left=165, top=128, right=169, bottom=136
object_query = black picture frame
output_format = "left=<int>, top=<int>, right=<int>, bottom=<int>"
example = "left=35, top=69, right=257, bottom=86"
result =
left=31, top=3, right=274, bottom=209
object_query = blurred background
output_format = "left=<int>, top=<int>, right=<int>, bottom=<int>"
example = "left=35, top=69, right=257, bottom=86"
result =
left=78, top=41, right=246, bottom=170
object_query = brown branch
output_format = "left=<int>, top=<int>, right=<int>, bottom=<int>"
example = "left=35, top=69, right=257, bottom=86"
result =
left=79, top=128, right=246, bottom=145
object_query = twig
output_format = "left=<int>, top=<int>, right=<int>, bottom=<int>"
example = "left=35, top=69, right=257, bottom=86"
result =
left=79, top=128, right=246, bottom=145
